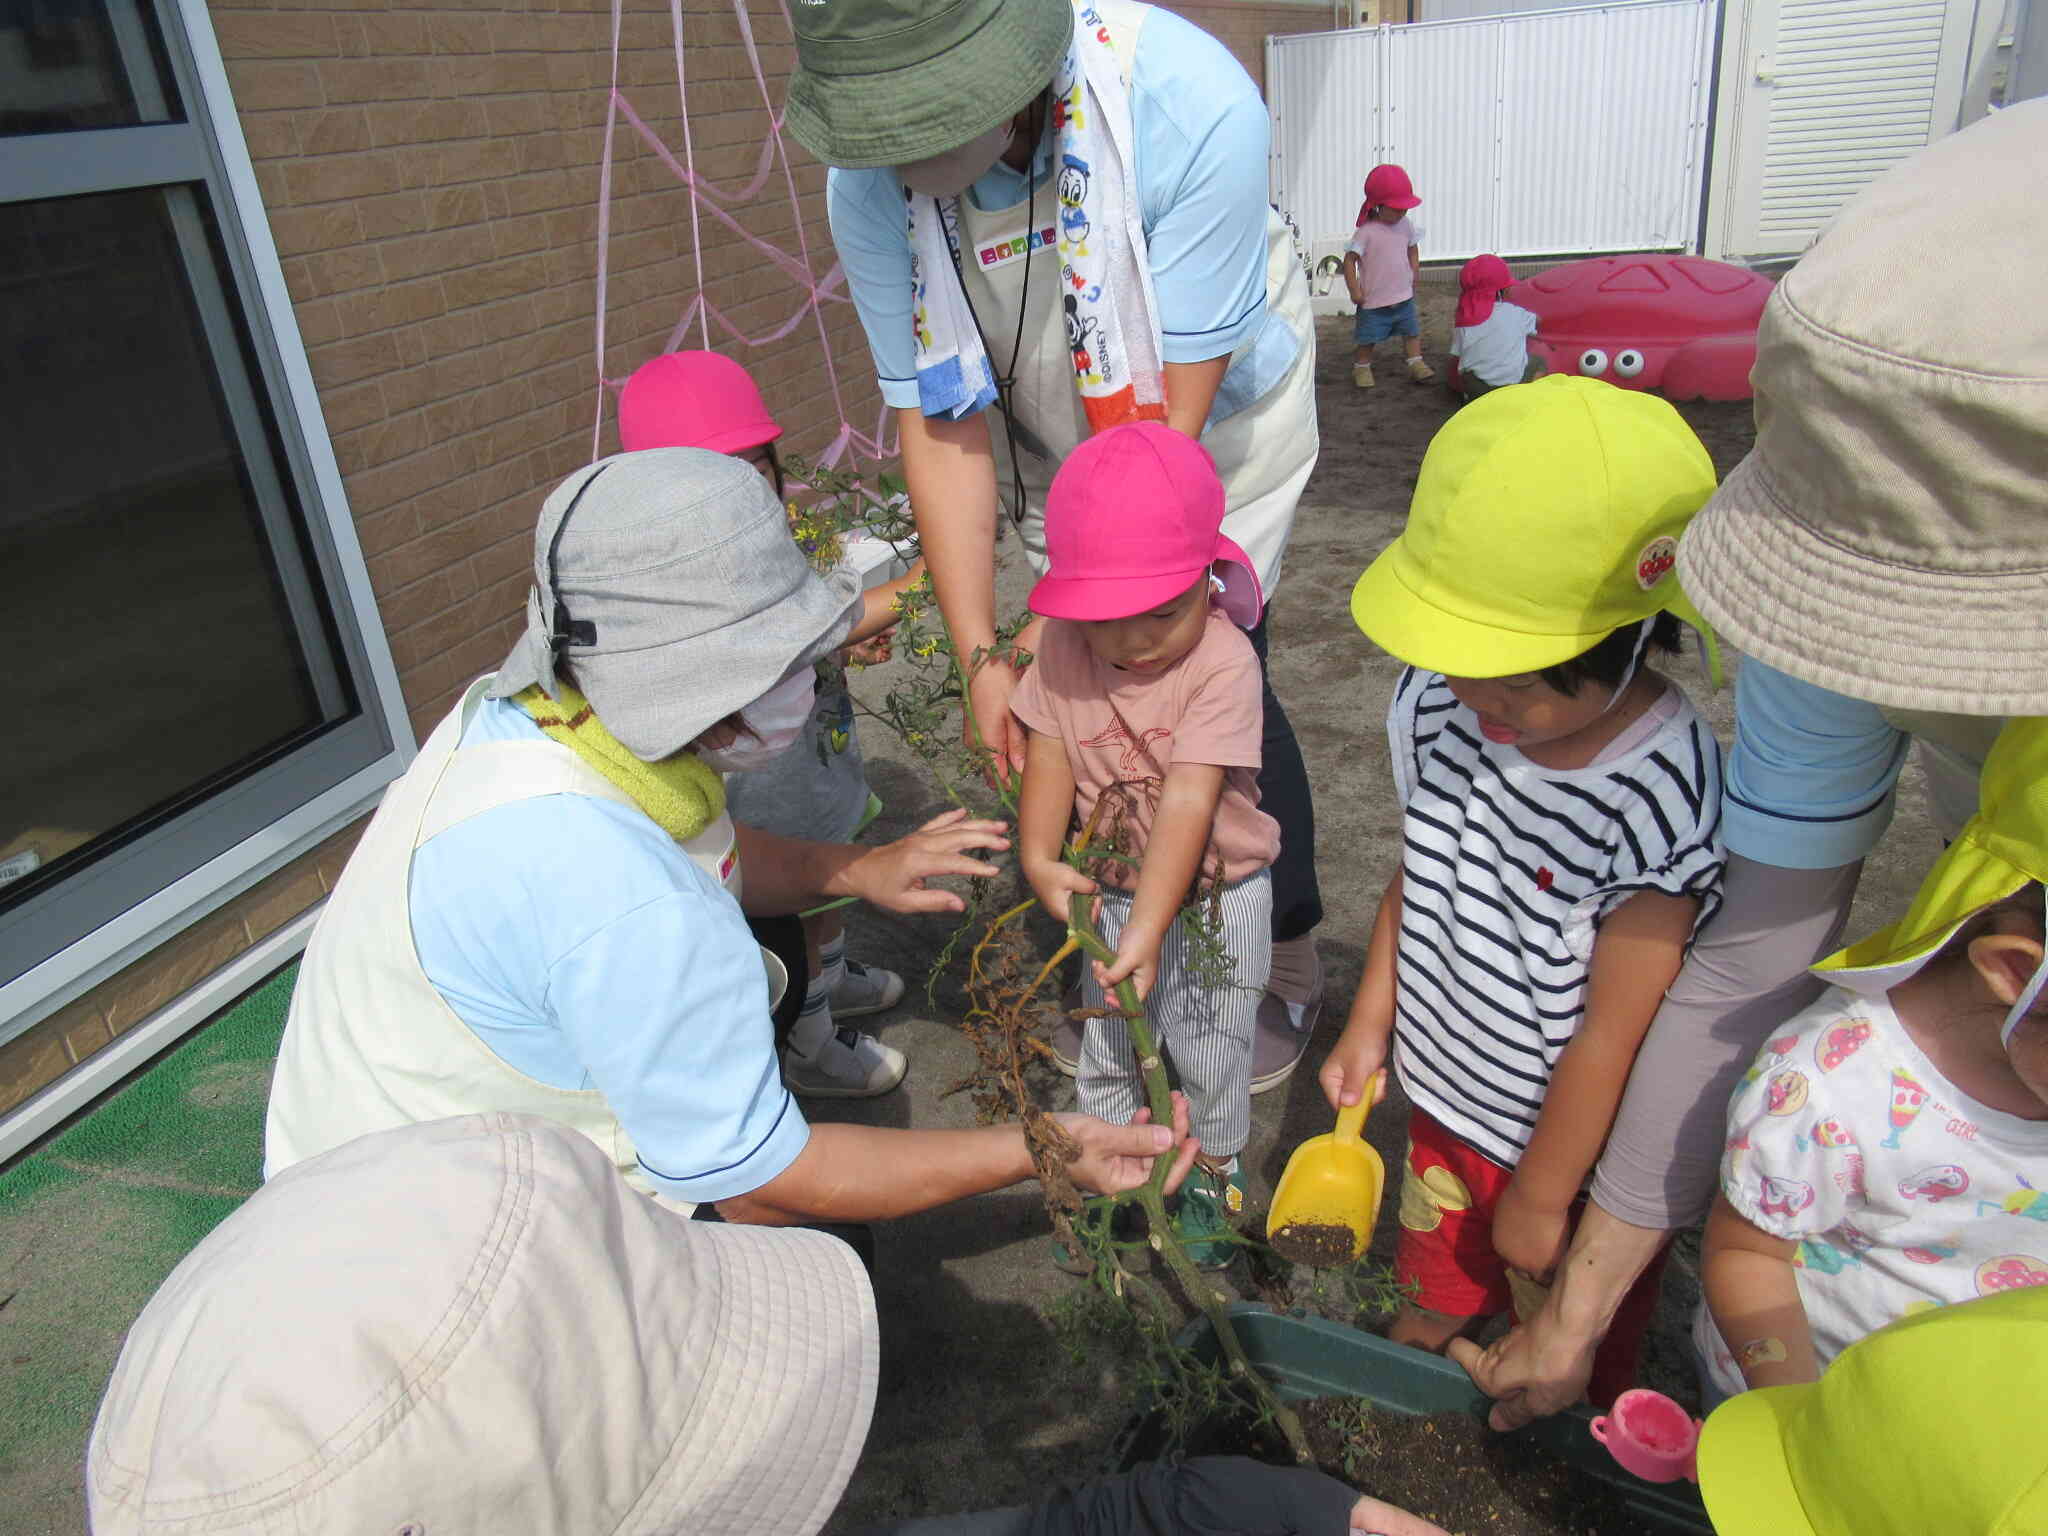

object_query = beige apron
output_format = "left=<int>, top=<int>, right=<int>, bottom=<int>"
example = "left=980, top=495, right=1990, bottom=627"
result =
left=265, top=676, right=780, bottom=1210
left=953, top=0, right=1319, bottom=599
left=1879, top=707, right=2007, bottom=840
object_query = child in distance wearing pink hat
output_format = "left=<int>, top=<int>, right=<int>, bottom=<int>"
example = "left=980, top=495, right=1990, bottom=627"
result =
left=1012, top=422, right=1280, bottom=1266
left=1344, top=163, right=1433, bottom=390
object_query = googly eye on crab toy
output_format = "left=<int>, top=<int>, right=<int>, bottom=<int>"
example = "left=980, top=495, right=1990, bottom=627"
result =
left=1517, top=253, right=1773, bottom=401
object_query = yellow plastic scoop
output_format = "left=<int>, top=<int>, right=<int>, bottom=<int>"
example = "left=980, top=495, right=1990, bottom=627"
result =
left=1265, top=1073, right=1386, bottom=1267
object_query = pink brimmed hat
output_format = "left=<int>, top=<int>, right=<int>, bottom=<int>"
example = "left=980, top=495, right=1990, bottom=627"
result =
left=1357, top=163, right=1421, bottom=224
left=1029, top=422, right=1263, bottom=629
left=618, top=350, right=782, bottom=455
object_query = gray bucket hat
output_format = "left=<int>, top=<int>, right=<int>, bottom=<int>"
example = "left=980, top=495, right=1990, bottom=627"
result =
left=490, top=448, right=860, bottom=760
left=88, top=1113, right=879, bottom=1536
left=1679, top=98, right=2048, bottom=716
left=784, top=0, right=1071, bottom=170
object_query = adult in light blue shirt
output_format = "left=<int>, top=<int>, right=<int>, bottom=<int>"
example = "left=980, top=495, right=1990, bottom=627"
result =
left=789, top=0, right=1328, bottom=1091
left=825, top=7, right=1282, bottom=410
left=411, top=696, right=807, bottom=1205
left=271, top=449, right=1198, bottom=1224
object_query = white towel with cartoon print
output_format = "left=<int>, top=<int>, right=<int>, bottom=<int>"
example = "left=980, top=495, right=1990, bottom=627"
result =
left=1693, top=986, right=2048, bottom=1398
left=907, top=0, right=1163, bottom=429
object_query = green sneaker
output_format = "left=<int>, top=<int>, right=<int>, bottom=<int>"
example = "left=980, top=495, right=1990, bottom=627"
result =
left=1173, top=1166, right=1247, bottom=1270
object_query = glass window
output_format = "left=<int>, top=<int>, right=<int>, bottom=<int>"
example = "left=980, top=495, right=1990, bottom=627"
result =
left=0, top=0, right=401, bottom=1017
left=0, top=186, right=358, bottom=915
left=1, top=0, right=180, bottom=136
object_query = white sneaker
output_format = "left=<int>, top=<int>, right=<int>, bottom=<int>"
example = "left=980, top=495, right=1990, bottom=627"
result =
left=829, top=958, right=906, bottom=1019
left=784, top=1026, right=907, bottom=1099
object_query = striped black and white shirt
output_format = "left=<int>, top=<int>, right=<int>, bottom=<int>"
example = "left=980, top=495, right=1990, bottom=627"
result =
left=1388, top=669, right=1726, bottom=1170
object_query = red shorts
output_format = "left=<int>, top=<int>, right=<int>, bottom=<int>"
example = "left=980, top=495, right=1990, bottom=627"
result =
left=1394, top=1109, right=1668, bottom=1409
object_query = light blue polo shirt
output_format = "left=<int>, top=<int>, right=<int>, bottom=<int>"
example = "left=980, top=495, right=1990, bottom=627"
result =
left=1724, top=659, right=1912, bottom=869
left=827, top=4, right=1281, bottom=410
left=408, top=697, right=807, bottom=1204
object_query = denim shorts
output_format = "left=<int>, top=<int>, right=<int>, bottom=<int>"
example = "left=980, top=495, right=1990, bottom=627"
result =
left=1353, top=297, right=1419, bottom=344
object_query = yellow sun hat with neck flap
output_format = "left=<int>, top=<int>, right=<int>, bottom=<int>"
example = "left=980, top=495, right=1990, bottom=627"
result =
left=1350, top=374, right=1721, bottom=682
left=1817, top=718, right=2048, bottom=1038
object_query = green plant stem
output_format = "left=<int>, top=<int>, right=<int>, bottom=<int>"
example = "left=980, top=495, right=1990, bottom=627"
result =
left=1064, top=891, right=1309, bottom=1464
left=949, top=623, right=1307, bottom=1462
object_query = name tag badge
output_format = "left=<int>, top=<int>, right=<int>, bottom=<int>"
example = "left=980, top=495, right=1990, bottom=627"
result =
left=977, top=224, right=1059, bottom=270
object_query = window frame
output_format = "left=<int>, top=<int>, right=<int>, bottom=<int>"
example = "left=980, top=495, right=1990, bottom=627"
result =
left=0, top=0, right=412, bottom=1051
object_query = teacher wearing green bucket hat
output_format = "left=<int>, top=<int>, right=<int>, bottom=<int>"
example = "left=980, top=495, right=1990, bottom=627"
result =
left=791, top=0, right=1330, bottom=1094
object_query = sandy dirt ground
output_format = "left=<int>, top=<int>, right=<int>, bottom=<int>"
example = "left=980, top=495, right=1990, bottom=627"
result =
left=814, top=292, right=1946, bottom=1530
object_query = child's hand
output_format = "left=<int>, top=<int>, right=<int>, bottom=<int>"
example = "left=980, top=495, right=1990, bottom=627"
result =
left=840, top=632, right=894, bottom=666
left=1318, top=1032, right=1388, bottom=1114
left=1025, top=859, right=1097, bottom=932
left=1095, top=922, right=1162, bottom=1005
left=1491, top=1176, right=1572, bottom=1282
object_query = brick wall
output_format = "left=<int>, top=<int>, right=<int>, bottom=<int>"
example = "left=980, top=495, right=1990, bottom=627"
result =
left=1, top=0, right=1338, bottom=1129
left=0, top=0, right=889, bottom=1129
left=0, top=823, right=365, bottom=1117
left=1155, top=2, right=1338, bottom=94
left=214, top=0, right=886, bottom=748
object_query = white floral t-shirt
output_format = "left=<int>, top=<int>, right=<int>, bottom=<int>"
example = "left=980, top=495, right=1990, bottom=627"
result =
left=1695, top=987, right=2048, bottom=1396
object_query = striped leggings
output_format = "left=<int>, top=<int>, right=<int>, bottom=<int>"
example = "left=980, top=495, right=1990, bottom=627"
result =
left=1077, top=870, right=1271, bottom=1159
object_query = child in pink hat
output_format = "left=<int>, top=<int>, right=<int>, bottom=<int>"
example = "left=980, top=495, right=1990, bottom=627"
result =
left=1344, top=163, right=1433, bottom=390
left=1012, top=422, right=1280, bottom=1266
left=1450, top=254, right=1542, bottom=401
left=619, top=351, right=923, bottom=1102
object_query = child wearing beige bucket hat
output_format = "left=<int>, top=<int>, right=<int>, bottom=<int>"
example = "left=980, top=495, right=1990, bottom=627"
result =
left=91, top=1113, right=882, bottom=1536
left=1453, top=98, right=2048, bottom=1434
left=90, top=1113, right=1451, bottom=1536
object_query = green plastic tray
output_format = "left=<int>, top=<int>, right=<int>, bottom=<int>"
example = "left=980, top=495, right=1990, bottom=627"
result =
left=1128, top=1304, right=1712, bottom=1535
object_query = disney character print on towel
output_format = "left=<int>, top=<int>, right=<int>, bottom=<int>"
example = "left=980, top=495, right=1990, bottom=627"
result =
left=1057, top=152, right=1091, bottom=255
left=1065, top=294, right=1107, bottom=386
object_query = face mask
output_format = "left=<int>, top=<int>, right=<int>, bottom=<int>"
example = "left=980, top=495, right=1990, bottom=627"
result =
left=695, top=669, right=817, bottom=774
left=898, top=118, right=1016, bottom=199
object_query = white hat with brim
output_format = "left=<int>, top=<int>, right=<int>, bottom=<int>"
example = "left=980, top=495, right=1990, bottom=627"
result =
left=490, top=449, right=860, bottom=761
left=88, top=1113, right=879, bottom=1536
left=1678, top=98, right=2048, bottom=716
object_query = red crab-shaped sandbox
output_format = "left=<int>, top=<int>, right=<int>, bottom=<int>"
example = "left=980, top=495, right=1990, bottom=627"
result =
left=1509, top=254, right=1773, bottom=402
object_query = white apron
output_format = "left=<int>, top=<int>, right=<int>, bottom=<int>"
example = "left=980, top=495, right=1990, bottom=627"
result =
left=265, top=676, right=778, bottom=1210
left=953, top=0, right=1319, bottom=598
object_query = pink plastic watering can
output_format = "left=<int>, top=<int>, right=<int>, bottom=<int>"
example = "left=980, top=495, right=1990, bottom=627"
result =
left=1588, top=1388, right=1701, bottom=1483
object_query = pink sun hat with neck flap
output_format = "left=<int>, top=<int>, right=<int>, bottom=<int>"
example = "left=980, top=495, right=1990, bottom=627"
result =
left=1030, top=422, right=1263, bottom=630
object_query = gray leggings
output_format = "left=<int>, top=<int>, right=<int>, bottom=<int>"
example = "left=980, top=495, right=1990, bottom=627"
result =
left=1590, top=854, right=1862, bottom=1229
left=1079, top=871, right=1272, bottom=1160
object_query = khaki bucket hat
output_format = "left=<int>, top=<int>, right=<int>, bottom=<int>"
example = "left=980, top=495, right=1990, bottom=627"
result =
left=490, top=448, right=860, bottom=761
left=1679, top=98, right=2048, bottom=715
left=88, top=1113, right=879, bottom=1536
left=783, top=0, right=1072, bottom=170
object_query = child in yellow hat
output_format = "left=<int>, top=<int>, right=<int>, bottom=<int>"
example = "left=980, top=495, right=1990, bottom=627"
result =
left=1332, top=374, right=1727, bottom=1403
left=1697, top=717, right=2048, bottom=1403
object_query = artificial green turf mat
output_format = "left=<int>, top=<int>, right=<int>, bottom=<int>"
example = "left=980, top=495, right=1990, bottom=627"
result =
left=0, top=963, right=295, bottom=1509
left=27, top=961, right=295, bottom=1194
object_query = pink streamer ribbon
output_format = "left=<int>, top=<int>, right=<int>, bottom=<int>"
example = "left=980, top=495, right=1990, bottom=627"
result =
left=591, top=0, right=893, bottom=467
